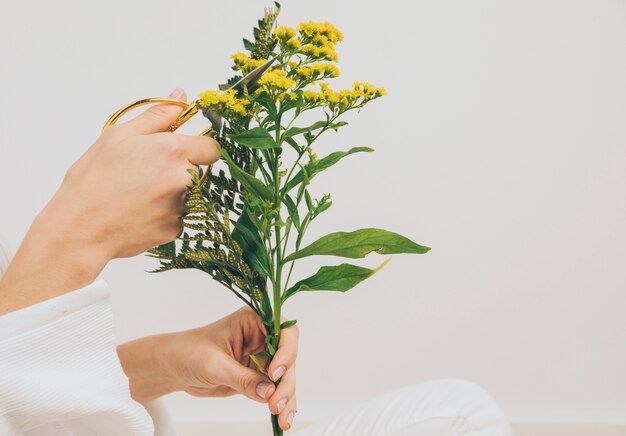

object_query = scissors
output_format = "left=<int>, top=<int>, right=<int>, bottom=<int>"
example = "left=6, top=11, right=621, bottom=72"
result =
left=102, top=55, right=278, bottom=185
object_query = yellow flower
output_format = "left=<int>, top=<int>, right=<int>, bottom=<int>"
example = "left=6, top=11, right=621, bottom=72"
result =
left=198, top=90, right=222, bottom=107
left=302, top=81, right=385, bottom=108
left=312, top=34, right=330, bottom=47
left=231, top=52, right=265, bottom=73
left=321, top=46, right=339, bottom=62
left=298, top=21, right=344, bottom=45
left=319, top=83, right=341, bottom=104
left=296, top=63, right=340, bottom=81
left=286, top=37, right=302, bottom=50
left=198, top=89, right=249, bottom=116
left=257, top=69, right=296, bottom=90
left=352, top=82, right=387, bottom=99
left=303, top=89, right=321, bottom=103
left=302, top=44, right=339, bottom=62
left=274, top=26, right=297, bottom=40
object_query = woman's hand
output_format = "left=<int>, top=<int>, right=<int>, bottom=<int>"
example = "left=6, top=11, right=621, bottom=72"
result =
left=0, top=89, right=219, bottom=314
left=118, top=307, right=300, bottom=431
left=59, top=88, right=219, bottom=260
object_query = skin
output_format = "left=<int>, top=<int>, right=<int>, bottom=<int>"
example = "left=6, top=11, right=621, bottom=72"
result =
left=0, top=89, right=298, bottom=431
left=118, top=307, right=298, bottom=430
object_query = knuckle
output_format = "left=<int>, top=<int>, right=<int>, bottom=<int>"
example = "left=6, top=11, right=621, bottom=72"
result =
left=63, top=163, right=78, bottom=181
left=100, top=124, right=123, bottom=140
left=238, top=373, right=255, bottom=394
left=107, top=124, right=122, bottom=133
left=201, top=355, right=219, bottom=375
left=159, top=134, right=186, bottom=158
left=147, top=104, right=175, bottom=121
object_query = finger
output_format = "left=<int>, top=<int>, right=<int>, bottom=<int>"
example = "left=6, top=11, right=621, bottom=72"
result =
left=219, top=357, right=275, bottom=403
left=267, top=323, right=299, bottom=382
left=279, top=396, right=297, bottom=430
left=268, top=365, right=296, bottom=415
left=176, top=134, right=221, bottom=166
left=119, top=88, right=188, bottom=135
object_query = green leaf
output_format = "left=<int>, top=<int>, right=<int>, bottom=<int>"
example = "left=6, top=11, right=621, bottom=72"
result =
left=282, top=195, right=301, bottom=230
left=284, top=120, right=327, bottom=139
left=314, top=196, right=332, bottom=216
left=230, top=127, right=278, bottom=149
left=280, top=320, right=298, bottom=329
left=284, top=147, right=374, bottom=192
left=329, top=121, right=348, bottom=131
left=221, top=150, right=274, bottom=202
left=284, top=136, right=300, bottom=152
left=243, top=38, right=255, bottom=51
left=266, top=342, right=276, bottom=355
left=231, top=211, right=271, bottom=277
left=283, top=260, right=390, bottom=301
left=249, top=354, right=267, bottom=372
left=284, top=228, right=431, bottom=262
left=254, top=350, right=272, bottom=361
left=304, top=190, right=313, bottom=211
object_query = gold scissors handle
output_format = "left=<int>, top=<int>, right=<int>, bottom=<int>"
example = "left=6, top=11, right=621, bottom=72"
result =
left=102, top=98, right=215, bottom=185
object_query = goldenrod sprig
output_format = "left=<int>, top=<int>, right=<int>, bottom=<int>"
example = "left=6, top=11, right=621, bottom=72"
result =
left=149, top=5, right=429, bottom=436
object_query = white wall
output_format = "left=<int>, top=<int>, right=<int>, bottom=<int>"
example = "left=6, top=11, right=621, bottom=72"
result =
left=1, top=0, right=625, bottom=425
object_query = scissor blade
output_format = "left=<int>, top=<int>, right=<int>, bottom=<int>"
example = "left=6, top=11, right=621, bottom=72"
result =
left=229, top=54, right=278, bottom=93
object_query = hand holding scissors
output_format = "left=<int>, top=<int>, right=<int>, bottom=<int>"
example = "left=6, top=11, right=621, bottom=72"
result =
left=103, top=56, right=277, bottom=185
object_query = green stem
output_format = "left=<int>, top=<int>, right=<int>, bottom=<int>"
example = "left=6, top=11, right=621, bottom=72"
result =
left=271, top=413, right=283, bottom=436
left=272, top=112, right=283, bottom=346
left=253, top=152, right=272, bottom=184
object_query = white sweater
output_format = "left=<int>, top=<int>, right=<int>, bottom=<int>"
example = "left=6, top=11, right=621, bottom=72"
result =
left=0, top=279, right=170, bottom=435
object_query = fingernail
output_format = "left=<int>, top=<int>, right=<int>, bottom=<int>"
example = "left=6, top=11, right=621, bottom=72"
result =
left=168, top=88, right=184, bottom=99
left=277, top=397, right=287, bottom=413
left=287, top=411, right=294, bottom=427
left=256, top=381, right=271, bottom=399
left=272, top=365, right=286, bottom=382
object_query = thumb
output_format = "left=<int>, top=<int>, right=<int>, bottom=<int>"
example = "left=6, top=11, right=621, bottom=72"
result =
left=119, top=88, right=188, bottom=135
left=220, top=357, right=275, bottom=403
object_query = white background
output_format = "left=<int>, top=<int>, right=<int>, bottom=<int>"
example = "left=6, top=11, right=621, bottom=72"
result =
left=1, top=0, right=625, bottom=425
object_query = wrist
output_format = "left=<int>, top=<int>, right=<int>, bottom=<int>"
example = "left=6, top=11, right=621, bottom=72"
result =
left=0, top=190, right=111, bottom=315
left=117, top=334, right=181, bottom=404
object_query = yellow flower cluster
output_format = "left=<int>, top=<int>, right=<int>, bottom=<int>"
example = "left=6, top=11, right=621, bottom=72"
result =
left=257, top=69, right=296, bottom=90
left=231, top=52, right=266, bottom=73
left=301, top=43, right=338, bottom=62
left=274, top=26, right=301, bottom=51
left=303, top=82, right=386, bottom=108
left=298, top=21, right=344, bottom=45
left=274, top=26, right=296, bottom=39
left=286, top=38, right=302, bottom=50
left=277, top=91, right=299, bottom=102
left=295, top=63, right=340, bottom=81
left=274, top=21, right=344, bottom=61
left=353, top=81, right=387, bottom=98
left=198, top=89, right=249, bottom=116
left=298, top=21, right=343, bottom=62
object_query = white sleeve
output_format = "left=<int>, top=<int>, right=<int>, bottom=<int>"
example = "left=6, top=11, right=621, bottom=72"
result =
left=0, top=280, right=155, bottom=436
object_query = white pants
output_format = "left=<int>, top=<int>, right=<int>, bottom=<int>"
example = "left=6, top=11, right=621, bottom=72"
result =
left=292, top=379, right=513, bottom=436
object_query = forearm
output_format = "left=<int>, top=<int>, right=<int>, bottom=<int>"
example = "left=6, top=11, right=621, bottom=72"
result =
left=0, top=190, right=110, bottom=315
left=117, top=334, right=179, bottom=404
